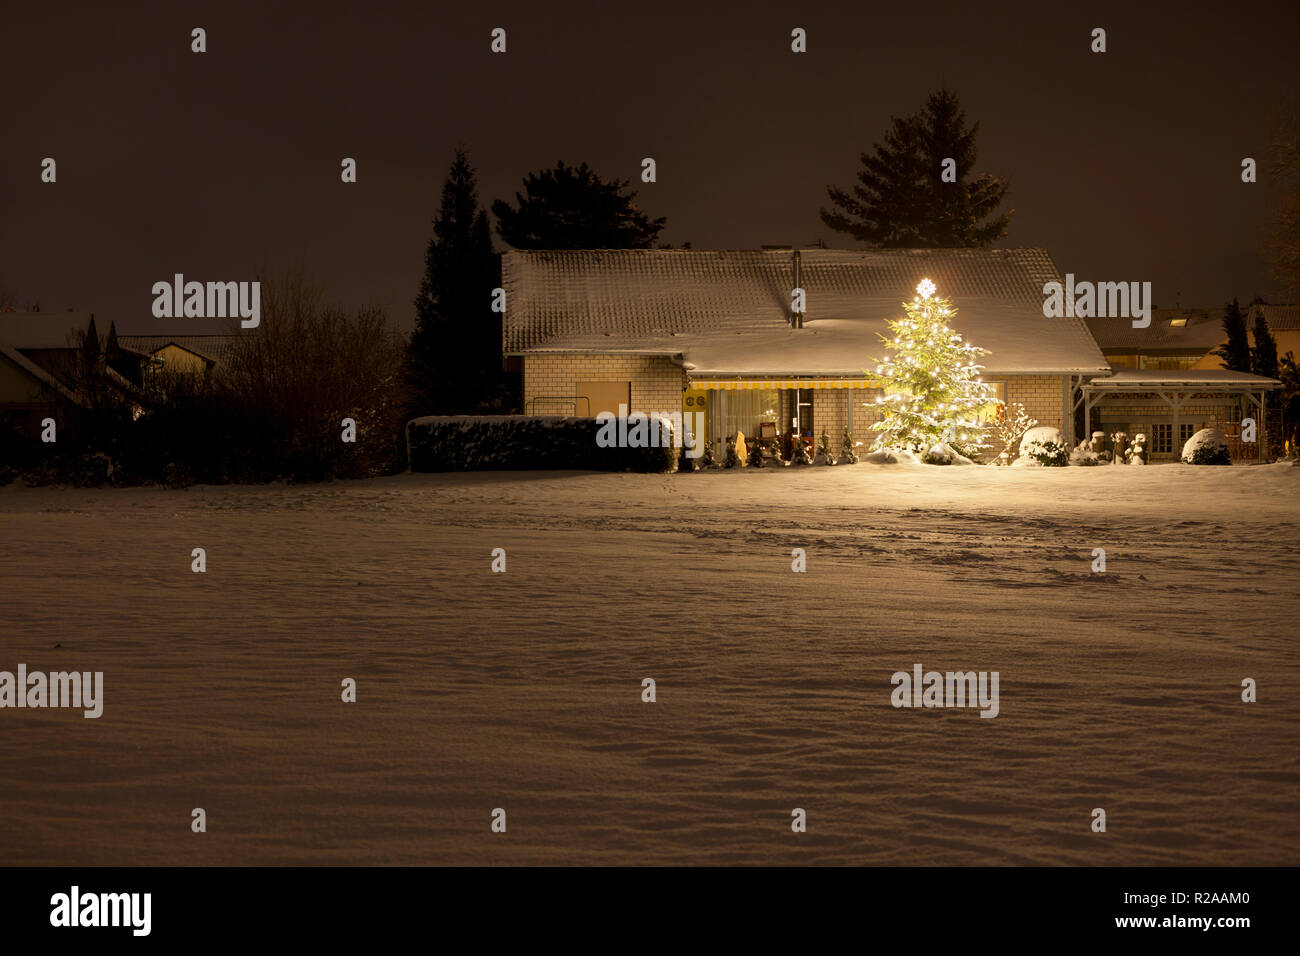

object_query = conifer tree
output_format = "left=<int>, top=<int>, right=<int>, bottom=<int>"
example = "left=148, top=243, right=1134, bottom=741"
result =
left=868, top=279, right=999, bottom=459
left=821, top=89, right=1012, bottom=247
left=816, top=430, right=835, bottom=464
left=1214, top=298, right=1252, bottom=373
left=1251, top=309, right=1280, bottom=379
left=838, top=428, right=858, bottom=464
left=493, top=161, right=665, bottom=249
left=410, top=150, right=501, bottom=413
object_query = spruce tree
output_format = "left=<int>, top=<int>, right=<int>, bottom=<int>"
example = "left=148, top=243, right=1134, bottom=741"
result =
left=868, top=279, right=999, bottom=459
left=789, top=435, right=812, bottom=465
left=838, top=428, right=858, bottom=464
left=816, top=430, right=835, bottom=464
left=723, top=435, right=741, bottom=469
left=821, top=89, right=1012, bottom=248
left=410, top=150, right=501, bottom=413
left=492, top=161, right=665, bottom=249
left=1213, top=298, right=1252, bottom=373
left=1251, top=310, right=1280, bottom=378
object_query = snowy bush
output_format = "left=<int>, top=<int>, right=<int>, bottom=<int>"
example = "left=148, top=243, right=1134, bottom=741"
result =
left=994, top=402, right=1038, bottom=464
left=723, top=435, right=742, bottom=469
left=1019, top=426, right=1068, bottom=466
left=815, top=431, right=836, bottom=465
left=837, top=428, right=858, bottom=465
left=864, top=448, right=922, bottom=465
left=1028, top=441, right=1069, bottom=466
left=407, top=415, right=676, bottom=472
left=788, top=437, right=813, bottom=466
left=1181, top=427, right=1231, bottom=465
left=1069, top=440, right=1101, bottom=466
left=1019, top=426, right=1062, bottom=458
left=922, top=441, right=975, bottom=465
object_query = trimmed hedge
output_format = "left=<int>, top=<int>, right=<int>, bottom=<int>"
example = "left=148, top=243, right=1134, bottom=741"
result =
left=407, top=415, right=677, bottom=472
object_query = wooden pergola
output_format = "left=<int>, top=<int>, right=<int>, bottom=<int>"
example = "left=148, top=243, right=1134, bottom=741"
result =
left=1077, top=369, right=1283, bottom=459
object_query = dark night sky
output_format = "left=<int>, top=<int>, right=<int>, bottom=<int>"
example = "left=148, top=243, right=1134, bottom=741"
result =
left=3, top=0, right=1297, bottom=334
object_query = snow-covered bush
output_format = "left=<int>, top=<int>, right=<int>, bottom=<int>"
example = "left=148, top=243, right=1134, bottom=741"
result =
left=1019, top=426, right=1068, bottom=466
left=995, top=402, right=1038, bottom=464
left=1069, top=440, right=1101, bottom=466
left=1181, top=427, right=1231, bottom=465
left=923, top=441, right=975, bottom=465
left=723, top=435, right=742, bottom=469
left=864, top=448, right=922, bottom=464
left=837, top=428, right=858, bottom=465
left=788, top=437, right=813, bottom=465
left=815, top=431, right=836, bottom=465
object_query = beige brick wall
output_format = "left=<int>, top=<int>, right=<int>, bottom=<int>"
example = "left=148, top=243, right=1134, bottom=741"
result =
left=814, top=388, right=884, bottom=450
left=523, top=353, right=686, bottom=417
left=1002, top=375, right=1067, bottom=432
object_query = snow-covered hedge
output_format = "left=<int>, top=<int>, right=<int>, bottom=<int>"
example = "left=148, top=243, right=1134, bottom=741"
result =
left=1181, top=427, right=1231, bottom=465
left=407, top=416, right=676, bottom=472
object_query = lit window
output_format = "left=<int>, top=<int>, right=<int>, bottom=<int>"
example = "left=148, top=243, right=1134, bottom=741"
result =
left=1168, top=318, right=1187, bottom=327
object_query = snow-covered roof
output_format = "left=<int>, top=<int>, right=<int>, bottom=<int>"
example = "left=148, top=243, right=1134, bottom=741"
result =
left=503, top=248, right=1111, bottom=376
left=119, top=335, right=239, bottom=365
left=1087, top=309, right=1227, bottom=351
left=1089, top=304, right=1300, bottom=351
left=1082, top=368, right=1282, bottom=389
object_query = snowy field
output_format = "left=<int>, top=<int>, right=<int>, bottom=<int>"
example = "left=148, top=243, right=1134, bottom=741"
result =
left=1, top=462, right=1298, bottom=866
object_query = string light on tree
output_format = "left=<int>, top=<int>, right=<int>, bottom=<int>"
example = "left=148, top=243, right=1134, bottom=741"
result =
left=866, top=279, right=1000, bottom=459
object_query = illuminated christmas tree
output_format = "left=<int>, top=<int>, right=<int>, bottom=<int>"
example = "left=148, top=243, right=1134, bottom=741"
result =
left=868, top=278, right=999, bottom=460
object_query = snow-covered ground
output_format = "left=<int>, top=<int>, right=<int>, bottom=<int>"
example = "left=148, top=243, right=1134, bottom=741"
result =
left=1, top=462, right=1297, bottom=865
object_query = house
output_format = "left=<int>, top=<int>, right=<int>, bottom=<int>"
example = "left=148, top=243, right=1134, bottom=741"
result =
left=1084, top=307, right=1287, bottom=459
left=1087, top=305, right=1300, bottom=371
left=502, top=248, right=1110, bottom=456
left=0, top=312, right=148, bottom=439
left=117, top=335, right=239, bottom=385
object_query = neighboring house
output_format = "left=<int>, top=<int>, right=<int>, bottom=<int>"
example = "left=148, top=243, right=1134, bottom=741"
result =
left=502, top=248, right=1110, bottom=455
left=117, top=335, right=239, bottom=384
left=0, top=312, right=147, bottom=439
left=1085, top=308, right=1287, bottom=459
left=1087, top=305, right=1300, bottom=371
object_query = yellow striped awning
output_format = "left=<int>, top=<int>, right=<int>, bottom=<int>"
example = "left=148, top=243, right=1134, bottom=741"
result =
left=690, top=379, right=881, bottom=390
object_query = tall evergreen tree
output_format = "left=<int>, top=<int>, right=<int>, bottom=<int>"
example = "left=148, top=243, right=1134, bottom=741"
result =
left=409, top=150, right=502, bottom=412
left=821, top=89, right=1012, bottom=247
left=1213, top=298, right=1252, bottom=372
left=868, top=278, right=1000, bottom=459
left=1251, top=309, right=1280, bottom=378
left=492, top=161, right=665, bottom=249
